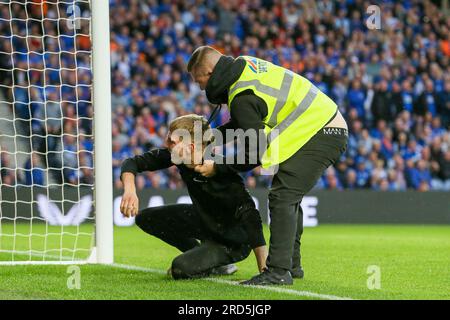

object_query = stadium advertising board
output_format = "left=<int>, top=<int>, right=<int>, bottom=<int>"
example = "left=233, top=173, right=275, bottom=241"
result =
left=1, top=186, right=449, bottom=226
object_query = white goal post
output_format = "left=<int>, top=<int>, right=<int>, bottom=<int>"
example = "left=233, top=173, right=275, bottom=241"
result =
left=91, top=0, right=113, bottom=264
left=0, top=0, right=113, bottom=265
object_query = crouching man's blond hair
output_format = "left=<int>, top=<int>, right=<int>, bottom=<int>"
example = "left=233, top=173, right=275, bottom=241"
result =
left=169, top=114, right=215, bottom=147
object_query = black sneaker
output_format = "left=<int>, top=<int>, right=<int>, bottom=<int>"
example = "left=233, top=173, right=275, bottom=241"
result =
left=210, top=264, right=238, bottom=276
left=167, top=264, right=238, bottom=279
left=291, top=266, right=304, bottom=279
left=240, top=268, right=293, bottom=286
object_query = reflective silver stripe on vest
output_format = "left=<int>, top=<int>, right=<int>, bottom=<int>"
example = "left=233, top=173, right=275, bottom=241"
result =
left=229, top=80, right=280, bottom=98
left=230, top=70, right=294, bottom=128
left=267, top=70, right=294, bottom=128
left=267, top=85, right=319, bottom=145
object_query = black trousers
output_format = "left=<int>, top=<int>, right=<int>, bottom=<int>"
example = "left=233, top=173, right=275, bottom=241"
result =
left=135, top=204, right=252, bottom=279
left=267, top=127, right=348, bottom=271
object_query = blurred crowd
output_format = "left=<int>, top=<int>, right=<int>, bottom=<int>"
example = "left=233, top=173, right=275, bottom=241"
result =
left=0, top=0, right=93, bottom=186
left=1, top=0, right=449, bottom=191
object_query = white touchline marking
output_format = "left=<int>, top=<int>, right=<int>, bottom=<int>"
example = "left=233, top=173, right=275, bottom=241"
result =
left=110, top=263, right=354, bottom=300
left=110, top=263, right=166, bottom=275
left=0, top=252, right=353, bottom=300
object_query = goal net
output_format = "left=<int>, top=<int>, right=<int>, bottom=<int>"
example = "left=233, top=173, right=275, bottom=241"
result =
left=0, top=0, right=113, bottom=265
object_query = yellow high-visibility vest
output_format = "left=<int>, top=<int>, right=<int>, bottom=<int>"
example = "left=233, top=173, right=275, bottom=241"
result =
left=228, top=56, right=338, bottom=168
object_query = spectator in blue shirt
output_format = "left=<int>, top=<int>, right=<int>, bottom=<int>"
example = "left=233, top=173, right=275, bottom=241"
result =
left=347, top=80, right=366, bottom=120
left=406, top=159, right=432, bottom=189
left=24, top=153, right=45, bottom=186
left=344, top=169, right=358, bottom=190
left=401, top=80, right=415, bottom=113
left=355, top=160, right=371, bottom=188
left=415, top=80, right=438, bottom=117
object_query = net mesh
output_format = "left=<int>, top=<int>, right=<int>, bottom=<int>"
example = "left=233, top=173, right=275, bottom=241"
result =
left=0, top=0, right=95, bottom=263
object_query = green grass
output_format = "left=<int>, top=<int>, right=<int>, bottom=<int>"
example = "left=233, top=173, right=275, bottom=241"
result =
left=0, top=223, right=449, bottom=300
left=0, top=223, right=94, bottom=261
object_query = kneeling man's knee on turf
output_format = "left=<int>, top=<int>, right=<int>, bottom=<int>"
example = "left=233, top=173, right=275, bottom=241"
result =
left=171, top=255, right=195, bottom=280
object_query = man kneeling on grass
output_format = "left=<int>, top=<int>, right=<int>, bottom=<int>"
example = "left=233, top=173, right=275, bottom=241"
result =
left=120, top=114, right=267, bottom=279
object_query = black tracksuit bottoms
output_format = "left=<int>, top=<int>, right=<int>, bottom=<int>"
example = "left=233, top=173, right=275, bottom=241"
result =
left=266, top=127, right=348, bottom=271
left=135, top=204, right=252, bottom=279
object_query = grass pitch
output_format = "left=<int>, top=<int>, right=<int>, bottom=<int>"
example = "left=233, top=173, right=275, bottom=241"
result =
left=0, top=224, right=449, bottom=300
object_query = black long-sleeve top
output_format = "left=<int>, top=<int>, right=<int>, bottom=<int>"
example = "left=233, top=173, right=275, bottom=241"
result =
left=121, top=148, right=266, bottom=249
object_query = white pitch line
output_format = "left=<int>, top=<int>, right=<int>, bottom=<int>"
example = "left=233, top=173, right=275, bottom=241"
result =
left=110, top=263, right=166, bottom=275
left=0, top=252, right=353, bottom=300
left=110, top=263, right=353, bottom=300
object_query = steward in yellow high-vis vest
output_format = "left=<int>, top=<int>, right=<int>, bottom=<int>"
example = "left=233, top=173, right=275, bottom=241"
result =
left=228, top=55, right=338, bottom=168
left=189, top=46, right=348, bottom=286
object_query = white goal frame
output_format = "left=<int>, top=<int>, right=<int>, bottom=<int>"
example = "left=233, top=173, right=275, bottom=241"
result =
left=0, top=0, right=113, bottom=265
left=91, top=0, right=113, bottom=265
